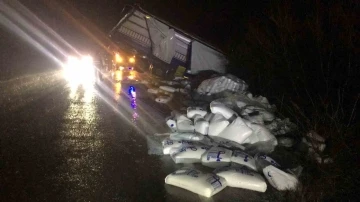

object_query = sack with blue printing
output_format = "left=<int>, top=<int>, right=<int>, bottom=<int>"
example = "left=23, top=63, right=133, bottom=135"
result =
left=254, top=153, right=281, bottom=170
left=162, top=138, right=194, bottom=155
left=170, top=145, right=211, bottom=164
left=230, top=150, right=257, bottom=171
left=165, top=167, right=227, bottom=197
left=214, top=166, right=267, bottom=192
left=201, top=147, right=232, bottom=168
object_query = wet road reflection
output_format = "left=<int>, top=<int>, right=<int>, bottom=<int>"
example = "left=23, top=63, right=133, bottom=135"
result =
left=59, top=82, right=105, bottom=199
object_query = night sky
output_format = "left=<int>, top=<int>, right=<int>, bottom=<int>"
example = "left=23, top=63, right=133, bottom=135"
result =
left=7, top=0, right=269, bottom=51
left=0, top=0, right=269, bottom=78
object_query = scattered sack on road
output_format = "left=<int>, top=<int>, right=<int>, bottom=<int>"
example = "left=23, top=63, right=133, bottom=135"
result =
left=170, top=145, right=210, bottom=164
left=208, top=116, right=229, bottom=136
left=176, top=115, right=195, bottom=133
left=155, top=95, right=173, bottom=103
left=160, top=85, right=177, bottom=93
left=165, top=116, right=177, bottom=132
left=230, top=150, right=257, bottom=171
left=187, top=106, right=208, bottom=118
left=147, top=88, right=159, bottom=94
left=210, top=101, right=238, bottom=119
left=165, top=167, right=227, bottom=197
left=216, top=117, right=253, bottom=144
left=242, top=121, right=277, bottom=145
left=214, top=166, right=267, bottom=192
left=201, top=147, right=232, bottom=168
left=170, top=132, right=204, bottom=141
left=263, top=165, right=298, bottom=191
left=254, top=153, right=281, bottom=171
left=162, top=138, right=194, bottom=155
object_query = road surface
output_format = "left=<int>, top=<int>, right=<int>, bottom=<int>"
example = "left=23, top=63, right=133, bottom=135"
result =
left=0, top=70, right=269, bottom=202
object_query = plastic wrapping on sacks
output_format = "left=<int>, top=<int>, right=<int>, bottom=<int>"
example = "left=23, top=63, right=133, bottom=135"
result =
left=160, top=86, right=176, bottom=93
left=162, top=138, right=194, bottom=155
left=201, top=147, right=232, bottom=168
left=187, top=107, right=208, bottom=119
left=208, top=117, right=229, bottom=137
left=170, top=145, right=210, bottom=164
left=194, top=118, right=209, bottom=135
left=165, top=167, right=227, bottom=197
left=166, top=116, right=177, bottom=132
left=196, top=75, right=247, bottom=95
left=216, top=117, right=253, bottom=144
left=214, top=166, right=267, bottom=192
left=210, top=101, right=237, bottom=119
left=176, top=115, right=195, bottom=133
left=263, top=165, right=298, bottom=191
left=170, top=132, right=204, bottom=141
left=230, top=150, right=257, bottom=171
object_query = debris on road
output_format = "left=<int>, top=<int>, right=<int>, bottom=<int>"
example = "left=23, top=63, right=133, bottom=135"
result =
left=165, top=167, right=227, bottom=198
left=214, top=166, right=267, bottom=192
left=144, top=72, right=311, bottom=197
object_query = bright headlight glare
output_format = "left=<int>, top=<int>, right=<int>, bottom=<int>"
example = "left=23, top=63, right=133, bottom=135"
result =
left=63, top=55, right=95, bottom=85
left=115, top=53, right=122, bottom=63
left=129, top=57, right=135, bottom=63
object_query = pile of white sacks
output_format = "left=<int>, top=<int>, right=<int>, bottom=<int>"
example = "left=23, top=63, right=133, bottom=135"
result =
left=162, top=103, right=299, bottom=197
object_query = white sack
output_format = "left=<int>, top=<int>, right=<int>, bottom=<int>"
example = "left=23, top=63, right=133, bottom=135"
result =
left=187, top=107, right=208, bottom=119
left=204, top=113, right=215, bottom=122
left=170, top=145, right=210, bottom=164
left=147, top=88, right=159, bottom=94
left=214, top=166, right=267, bottom=192
left=194, top=118, right=209, bottom=135
left=210, top=101, right=237, bottom=119
left=216, top=117, right=253, bottom=144
left=160, top=86, right=176, bottom=93
left=162, top=138, right=194, bottom=155
left=263, top=165, right=298, bottom=191
left=243, top=122, right=277, bottom=145
left=230, top=150, right=257, bottom=171
left=170, top=132, right=204, bottom=141
left=208, top=117, right=229, bottom=136
left=255, top=154, right=281, bottom=169
left=155, top=96, right=173, bottom=103
left=165, top=117, right=177, bottom=132
left=176, top=115, right=195, bottom=133
left=201, top=147, right=232, bottom=168
left=165, top=167, right=227, bottom=197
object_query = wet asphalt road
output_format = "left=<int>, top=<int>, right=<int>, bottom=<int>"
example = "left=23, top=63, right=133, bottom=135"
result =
left=0, top=70, right=268, bottom=202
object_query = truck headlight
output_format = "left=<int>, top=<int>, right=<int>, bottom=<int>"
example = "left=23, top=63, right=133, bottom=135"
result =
left=115, top=53, right=123, bottom=63
left=129, top=57, right=135, bottom=63
left=63, top=55, right=95, bottom=85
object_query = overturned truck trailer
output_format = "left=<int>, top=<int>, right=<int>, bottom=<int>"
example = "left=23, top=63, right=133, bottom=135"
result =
left=108, top=5, right=228, bottom=78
